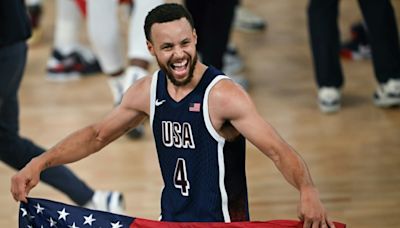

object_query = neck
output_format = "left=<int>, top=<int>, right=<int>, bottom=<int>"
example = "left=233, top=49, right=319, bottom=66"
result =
left=167, top=61, right=207, bottom=102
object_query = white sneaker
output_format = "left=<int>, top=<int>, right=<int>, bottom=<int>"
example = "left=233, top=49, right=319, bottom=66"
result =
left=318, top=87, right=341, bottom=113
left=234, top=5, right=267, bottom=32
left=123, top=66, right=148, bottom=139
left=108, top=75, right=125, bottom=105
left=373, top=79, right=400, bottom=107
left=124, top=66, right=148, bottom=93
left=84, top=191, right=125, bottom=214
left=223, top=44, right=244, bottom=75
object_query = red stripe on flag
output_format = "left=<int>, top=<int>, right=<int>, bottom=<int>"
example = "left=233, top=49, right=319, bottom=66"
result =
left=132, top=218, right=347, bottom=228
left=20, top=198, right=346, bottom=228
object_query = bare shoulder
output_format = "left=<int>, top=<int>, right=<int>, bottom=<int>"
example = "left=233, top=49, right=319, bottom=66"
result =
left=208, top=78, right=255, bottom=120
left=120, top=75, right=153, bottom=116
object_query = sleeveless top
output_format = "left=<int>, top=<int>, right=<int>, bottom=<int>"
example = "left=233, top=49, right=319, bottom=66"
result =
left=150, top=66, right=249, bottom=222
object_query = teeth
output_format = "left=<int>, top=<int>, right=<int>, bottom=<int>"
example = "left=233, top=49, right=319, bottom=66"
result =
left=172, top=60, right=187, bottom=67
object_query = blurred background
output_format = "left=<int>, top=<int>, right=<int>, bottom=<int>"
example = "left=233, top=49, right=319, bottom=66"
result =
left=1, top=0, right=400, bottom=227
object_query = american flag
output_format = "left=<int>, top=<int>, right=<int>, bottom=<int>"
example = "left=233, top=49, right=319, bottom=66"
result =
left=189, top=103, right=201, bottom=112
left=19, top=198, right=133, bottom=228
left=19, top=198, right=346, bottom=228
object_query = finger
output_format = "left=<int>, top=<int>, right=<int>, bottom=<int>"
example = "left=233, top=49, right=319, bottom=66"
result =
left=20, top=194, right=28, bottom=204
left=23, top=177, right=36, bottom=201
left=10, top=176, right=22, bottom=202
left=16, top=180, right=28, bottom=203
left=311, top=220, right=319, bottom=228
left=326, top=219, right=336, bottom=228
left=303, top=219, right=312, bottom=228
left=11, top=190, right=18, bottom=202
left=11, top=175, right=31, bottom=203
left=11, top=186, right=27, bottom=203
left=320, top=221, right=328, bottom=228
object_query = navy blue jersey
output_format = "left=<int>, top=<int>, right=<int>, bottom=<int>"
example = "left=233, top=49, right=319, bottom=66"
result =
left=150, top=66, right=249, bottom=222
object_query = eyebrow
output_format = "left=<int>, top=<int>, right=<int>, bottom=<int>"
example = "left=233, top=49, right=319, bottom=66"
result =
left=160, top=43, right=173, bottom=49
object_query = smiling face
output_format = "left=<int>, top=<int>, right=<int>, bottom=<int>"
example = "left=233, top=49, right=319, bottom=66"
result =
left=147, top=17, right=198, bottom=87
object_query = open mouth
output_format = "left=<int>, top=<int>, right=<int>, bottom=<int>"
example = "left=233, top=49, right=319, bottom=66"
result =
left=170, top=59, right=189, bottom=77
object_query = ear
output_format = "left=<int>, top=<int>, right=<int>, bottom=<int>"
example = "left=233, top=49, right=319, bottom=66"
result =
left=193, top=29, right=197, bottom=45
left=147, top=40, right=155, bottom=56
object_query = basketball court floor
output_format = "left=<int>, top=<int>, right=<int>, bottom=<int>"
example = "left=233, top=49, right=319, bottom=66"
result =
left=1, top=0, right=399, bottom=227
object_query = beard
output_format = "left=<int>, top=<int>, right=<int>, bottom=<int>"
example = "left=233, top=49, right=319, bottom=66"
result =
left=157, top=53, right=198, bottom=87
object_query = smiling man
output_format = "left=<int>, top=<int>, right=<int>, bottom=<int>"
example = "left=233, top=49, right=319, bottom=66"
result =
left=11, top=3, right=335, bottom=228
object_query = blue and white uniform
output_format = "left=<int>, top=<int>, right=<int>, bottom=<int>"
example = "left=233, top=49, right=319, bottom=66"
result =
left=150, top=66, right=249, bottom=222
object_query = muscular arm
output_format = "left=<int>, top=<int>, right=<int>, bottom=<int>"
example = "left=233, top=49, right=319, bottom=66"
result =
left=209, top=80, right=313, bottom=189
left=209, top=80, right=333, bottom=227
left=33, top=106, right=142, bottom=170
left=11, top=76, right=151, bottom=202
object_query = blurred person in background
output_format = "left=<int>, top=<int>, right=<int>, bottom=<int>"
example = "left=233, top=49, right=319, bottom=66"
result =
left=308, top=0, right=400, bottom=113
left=1, top=0, right=125, bottom=213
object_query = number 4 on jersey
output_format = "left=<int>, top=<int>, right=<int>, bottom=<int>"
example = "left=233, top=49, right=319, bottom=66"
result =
left=174, top=158, right=190, bottom=196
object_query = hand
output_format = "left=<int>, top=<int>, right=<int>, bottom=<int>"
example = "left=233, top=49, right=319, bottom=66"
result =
left=297, top=187, right=335, bottom=228
left=10, top=161, right=41, bottom=203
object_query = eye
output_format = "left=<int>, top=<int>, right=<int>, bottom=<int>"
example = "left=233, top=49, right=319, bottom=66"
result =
left=181, top=39, right=190, bottom=46
left=161, top=44, right=173, bottom=51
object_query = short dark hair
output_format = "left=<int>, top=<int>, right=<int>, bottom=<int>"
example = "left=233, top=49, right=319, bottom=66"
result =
left=144, top=3, right=195, bottom=42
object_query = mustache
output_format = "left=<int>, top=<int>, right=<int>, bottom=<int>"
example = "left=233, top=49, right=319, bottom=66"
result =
left=161, top=53, right=198, bottom=87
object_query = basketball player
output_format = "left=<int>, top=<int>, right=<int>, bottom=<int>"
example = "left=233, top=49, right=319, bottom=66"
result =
left=11, top=3, right=335, bottom=228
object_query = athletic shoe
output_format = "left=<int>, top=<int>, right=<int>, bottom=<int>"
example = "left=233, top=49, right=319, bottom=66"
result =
left=124, top=66, right=148, bottom=92
left=234, top=5, right=267, bottom=32
left=318, top=87, right=341, bottom=113
left=108, top=74, right=126, bottom=105
left=84, top=191, right=125, bottom=214
left=223, top=44, right=248, bottom=90
left=27, top=4, right=43, bottom=45
left=223, top=44, right=244, bottom=75
left=373, top=79, right=400, bottom=107
left=340, top=22, right=371, bottom=60
left=126, top=123, right=145, bottom=139
left=46, top=48, right=102, bottom=82
left=123, top=66, right=148, bottom=139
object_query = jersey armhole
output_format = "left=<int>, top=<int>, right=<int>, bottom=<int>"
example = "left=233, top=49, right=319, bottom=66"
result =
left=203, top=75, right=230, bottom=143
left=149, top=70, right=159, bottom=129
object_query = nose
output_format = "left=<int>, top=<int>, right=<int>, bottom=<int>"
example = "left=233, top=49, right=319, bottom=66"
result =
left=173, top=47, right=185, bottom=58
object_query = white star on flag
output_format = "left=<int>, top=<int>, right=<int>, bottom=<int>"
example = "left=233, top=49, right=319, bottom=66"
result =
left=34, top=203, right=45, bottom=214
left=111, top=221, right=123, bottom=228
left=19, top=197, right=346, bottom=228
left=57, top=208, right=70, bottom=221
left=20, top=208, right=27, bottom=217
left=48, top=217, right=57, bottom=227
left=83, top=213, right=96, bottom=225
left=20, top=198, right=134, bottom=228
